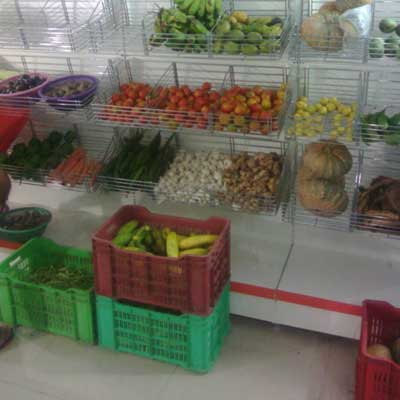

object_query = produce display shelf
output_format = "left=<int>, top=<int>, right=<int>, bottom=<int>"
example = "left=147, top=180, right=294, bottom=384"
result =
left=287, top=142, right=361, bottom=233
left=96, top=130, right=292, bottom=216
left=285, top=65, right=364, bottom=147
left=0, top=117, right=117, bottom=192
left=359, top=70, right=400, bottom=147
left=0, top=0, right=122, bottom=53
left=350, top=147, right=400, bottom=240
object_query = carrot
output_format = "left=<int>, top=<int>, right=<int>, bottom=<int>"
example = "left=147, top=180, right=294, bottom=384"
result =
left=88, top=162, right=102, bottom=189
left=65, top=157, right=86, bottom=186
left=77, top=159, right=92, bottom=185
left=61, top=153, right=85, bottom=181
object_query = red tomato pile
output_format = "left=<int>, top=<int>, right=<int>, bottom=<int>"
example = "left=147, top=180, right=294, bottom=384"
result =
left=101, top=80, right=286, bottom=135
left=215, top=84, right=286, bottom=135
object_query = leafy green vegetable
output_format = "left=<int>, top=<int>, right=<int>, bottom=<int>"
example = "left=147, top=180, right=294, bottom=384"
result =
left=27, top=264, right=93, bottom=290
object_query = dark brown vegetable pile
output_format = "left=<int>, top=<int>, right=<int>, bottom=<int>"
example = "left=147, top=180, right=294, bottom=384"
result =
left=0, top=74, right=45, bottom=94
left=0, top=209, right=50, bottom=231
left=45, top=80, right=93, bottom=98
left=357, top=176, right=400, bottom=233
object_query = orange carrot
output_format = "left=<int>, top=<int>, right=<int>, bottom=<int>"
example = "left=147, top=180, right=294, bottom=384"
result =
left=88, top=162, right=102, bottom=189
left=65, top=157, right=86, bottom=186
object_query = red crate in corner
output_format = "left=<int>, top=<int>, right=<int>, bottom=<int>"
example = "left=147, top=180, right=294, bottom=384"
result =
left=92, top=206, right=230, bottom=315
left=356, top=300, right=400, bottom=400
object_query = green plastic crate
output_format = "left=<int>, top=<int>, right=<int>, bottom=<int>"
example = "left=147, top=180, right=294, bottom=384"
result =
left=0, top=238, right=96, bottom=344
left=97, top=284, right=230, bottom=372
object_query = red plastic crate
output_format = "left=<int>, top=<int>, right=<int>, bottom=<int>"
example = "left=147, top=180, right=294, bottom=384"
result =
left=356, top=300, right=400, bottom=400
left=92, top=206, right=230, bottom=315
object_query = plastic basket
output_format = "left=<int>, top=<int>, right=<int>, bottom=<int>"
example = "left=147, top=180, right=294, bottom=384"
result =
left=92, top=206, right=230, bottom=316
left=0, top=207, right=52, bottom=243
left=356, top=300, right=400, bottom=400
left=97, top=283, right=230, bottom=372
left=0, top=238, right=96, bottom=344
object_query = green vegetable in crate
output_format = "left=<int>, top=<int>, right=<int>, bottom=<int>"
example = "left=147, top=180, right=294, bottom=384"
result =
left=166, top=231, right=180, bottom=257
left=28, top=264, right=94, bottom=290
left=115, top=220, right=139, bottom=237
left=179, top=234, right=218, bottom=250
left=180, top=247, right=208, bottom=255
left=112, top=232, right=132, bottom=248
left=385, top=36, right=400, bottom=57
left=152, top=228, right=166, bottom=256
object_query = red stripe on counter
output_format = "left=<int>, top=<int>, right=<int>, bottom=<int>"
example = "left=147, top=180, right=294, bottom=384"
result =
left=276, top=290, right=363, bottom=316
left=231, top=281, right=276, bottom=299
left=230, top=281, right=362, bottom=317
left=0, top=240, right=22, bottom=250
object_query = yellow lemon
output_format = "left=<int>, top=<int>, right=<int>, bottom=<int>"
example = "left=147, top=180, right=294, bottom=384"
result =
left=337, top=126, right=345, bottom=134
left=319, top=106, right=328, bottom=115
left=333, top=121, right=342, bottom=128
left=330, top=130, right=338, bottom=139
left=320, top=97, right=329, bottom=105
left=308, top=105, right=317, bottom=114
left=327, top=103, right=336, bottom=112
left=296, top=101, right=308, bottom=110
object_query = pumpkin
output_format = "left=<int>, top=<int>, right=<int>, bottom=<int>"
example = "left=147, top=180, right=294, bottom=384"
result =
left=300, top=12, right=343, bottom=51
left=298, top=178, right=349, bottom=217
left=302, top=141, right=352, bottom=180
left=336, top=0, right=372, bottom=13
left=298, top=166, right=345, bottom=187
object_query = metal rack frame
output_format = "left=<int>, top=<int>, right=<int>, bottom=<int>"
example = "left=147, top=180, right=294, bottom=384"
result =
left=0, top=0, right=123, bottom=53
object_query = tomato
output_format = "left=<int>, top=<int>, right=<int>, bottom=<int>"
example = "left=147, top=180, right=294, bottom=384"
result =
left=249, top=103, right=262, bottom=113
left=218, top=113, right=231, bottom=126
left=249, top=121, right=261, bottom=132
left=209, top=91, right=220, bottom=102
left=169, top=95, right=179, bottom=104
left=138, top=90, right=148, bottom=100
left=234, top=104, right=248, bottom=116
left=166, top=104, right=177, bottom=111
left=259, top=111, right=273, bottom=122
left=178, top=105, right=188, bottom=112
left=178, top=99, right=188, bottom=108
left=201, top=82, right=212, bottom=91
left=175, top=90, right=184, bottom=99
left=221, top=102, right=235, bottom=113
left=195, top=97, right=208, bottom=108
left=193, top=89, right=203, bottom=98
left=181, top=85, right=191, bottom=97
left=201, top=105, right=210, bottom=113
left=235, top=94, right=247, bottom=104
left=120, top=84, right=129, bottom=92
left=111, top=93, right=121, bottom=103
left=123, top=99, right=134, bottom=107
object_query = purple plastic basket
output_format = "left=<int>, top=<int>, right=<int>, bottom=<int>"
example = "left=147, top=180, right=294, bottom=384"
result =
left=0, top=73, right=49, bottom=106
left=38, top=75, right=99, bottom=111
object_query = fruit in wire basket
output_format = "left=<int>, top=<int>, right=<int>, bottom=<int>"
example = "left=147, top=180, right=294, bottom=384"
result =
left=298, top=178, right=349, bottom=218
left=212, top=11, right=283, bottom=56
left=301, top=140, right=353, bottom=180
left=357, top=176, right=400, bottom=233
left=290, top=96, right=356, bottom=140
left=300, top=11, right=343, bottom=52
left=379, top=18, right=397, bottom=34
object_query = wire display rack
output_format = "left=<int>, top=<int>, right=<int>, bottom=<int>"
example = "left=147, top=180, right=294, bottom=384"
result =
left=359, top=70, right=400, bottom=147
left=0, top=116, right=117, bottom=192
left=291, top=0, right=371, bottom=64
left=288, top=141, right=361, bottom=232
left=351, top=148, right=400, bottom=239
left=0, top=0, right=122, bottom=53
left=93, top=58, right=291, bottom=138
left=141, top=0, right=293, bottom=59
left=286, top=65, right=363, bottom=146
left=96, top=128, right=292, bottom=215
left=366, top=0, right=400, bottom=66
left=0, top=54, right=110, bottom=120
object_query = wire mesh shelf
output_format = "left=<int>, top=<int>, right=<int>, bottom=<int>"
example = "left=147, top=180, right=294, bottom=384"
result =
left=0, top=54, right=109, bottom=121
left=0, top=0, right=123, bottom=53
left=93, top=58, right=291, bottom=138
left=286, top=66, right=363, bottom=146
left=351, top=148, right=400, bottom=239
left=366, top=0, right=400, bottom=66
left=290, top=0, right=371, bottom=64
left=0, top=116, right=116, bottom=192
left=289, top=141, right=361, bottom=232
left=359, top=70, right=400, bottom=147
left=96, top=128, right=292, bottom=215
left=141, top=0, right=293, bottom=60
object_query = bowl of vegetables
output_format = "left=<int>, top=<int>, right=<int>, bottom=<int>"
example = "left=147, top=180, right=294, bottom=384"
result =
left=38, top=75, right=99, bottom=111
left=0, top=207, right=52, bottom=243
left=0, top=73, right=49, bottom=106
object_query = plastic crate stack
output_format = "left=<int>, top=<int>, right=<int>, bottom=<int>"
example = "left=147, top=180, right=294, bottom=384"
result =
left=92, top=205, right=231, bottom=372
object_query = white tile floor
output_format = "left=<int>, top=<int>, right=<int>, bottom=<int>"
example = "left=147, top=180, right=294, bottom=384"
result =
left=0, top=316, right=358, bottom=400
